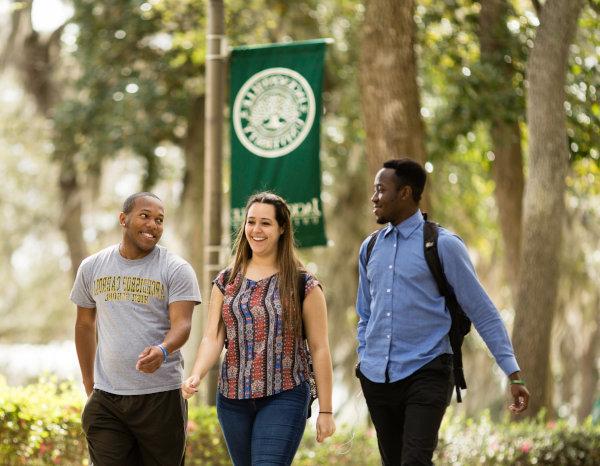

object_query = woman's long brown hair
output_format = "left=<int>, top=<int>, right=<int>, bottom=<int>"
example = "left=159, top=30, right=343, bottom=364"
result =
left=229, top=192, right=305, bottom=337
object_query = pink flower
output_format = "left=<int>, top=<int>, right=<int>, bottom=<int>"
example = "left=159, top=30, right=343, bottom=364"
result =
left=547, top=420, right=557, bottom=429
left=187, top=420, right=198, bottom=432
left=520, top=440, right=533, bottom=454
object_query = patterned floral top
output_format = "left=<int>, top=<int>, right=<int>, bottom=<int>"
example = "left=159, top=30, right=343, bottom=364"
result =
left=214, top=269, right=319, bottom=399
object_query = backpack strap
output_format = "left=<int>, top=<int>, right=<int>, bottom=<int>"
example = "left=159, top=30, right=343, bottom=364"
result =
left=365, top=229, right=384, bottom=264
left=299, top=271, right=307, bottom=338
left=423, top=220, right=469, bottom=402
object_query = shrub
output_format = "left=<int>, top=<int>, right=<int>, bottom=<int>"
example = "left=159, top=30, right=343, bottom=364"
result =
left=0, top=376, right=86, bottom=465
left=295, top=425, right=380, bottom=465
left=2, top=378, right=600, bottom=465
left=435, top=409, right=600, bottom=466
left=186, top=404, right=229, bottom=465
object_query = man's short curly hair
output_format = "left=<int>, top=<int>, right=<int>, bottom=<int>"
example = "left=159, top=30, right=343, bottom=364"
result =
left=122, top=192, right=162, bottom=214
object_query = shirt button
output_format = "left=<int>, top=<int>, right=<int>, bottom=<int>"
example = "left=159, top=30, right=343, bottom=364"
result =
left=388, top=265, right=392, bottom=269
left=385, top=356, right=388, bottom=360
left=387, top=312, right=391, bottom=317
left=387, top=335, right=390, bottom=339
left=386, top=289, right=391, bottom=293
left=394, top=243, right=397, bottom=247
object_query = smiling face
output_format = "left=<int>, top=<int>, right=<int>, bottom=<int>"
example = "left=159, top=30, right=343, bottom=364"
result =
left=371, top=168, right=413, bottom=225
left=244, top=202, right=283, bottom=258
left=119, top=195, right=164, bottom=258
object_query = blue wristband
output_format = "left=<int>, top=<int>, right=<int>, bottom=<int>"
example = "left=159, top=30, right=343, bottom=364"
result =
left=157, top=344, right=168, bottom=363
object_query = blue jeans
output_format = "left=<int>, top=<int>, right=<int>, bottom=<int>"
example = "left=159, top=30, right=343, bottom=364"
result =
left=216, top=382, right=310, bottom=466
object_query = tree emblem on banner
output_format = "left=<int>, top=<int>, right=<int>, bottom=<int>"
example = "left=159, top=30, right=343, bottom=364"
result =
left=233, top=67, right=316, bottom=158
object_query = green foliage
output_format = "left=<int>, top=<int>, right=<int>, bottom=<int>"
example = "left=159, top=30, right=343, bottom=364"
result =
left=54, top=0, right=363, bottom=188
left=417, top=0, right=599, bottom=163
left=566, top=6, right=600, bottom=162
left=427, top=123, right=500, bottom=259
left=435, top=409, right=600, bottom=466
left=185, top=404, right=229, bottom=465
left=2, top=379, right=600, bottom=465
left=53, top=0, right=206, bottom=186
left=417, top=0, right=526, bottom=160
left=0, top=377, right=86, bottom=465
left=0, top=77, right=73, bottom=342
left=295, top=427, right=379, bottom=465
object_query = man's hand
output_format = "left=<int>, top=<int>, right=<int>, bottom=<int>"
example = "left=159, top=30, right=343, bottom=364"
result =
left=509, top=383, right=530, bottom=413
left=182, top=375, right=200, bottom=400
left=136, top=346, right=164, bottom=373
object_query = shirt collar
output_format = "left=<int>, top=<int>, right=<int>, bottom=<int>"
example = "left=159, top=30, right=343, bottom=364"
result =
left=383, top=209, right=424, bottom=239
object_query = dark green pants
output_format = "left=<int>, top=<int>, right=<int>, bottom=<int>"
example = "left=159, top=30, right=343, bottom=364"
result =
left=82, top=389, right=187, bottom=466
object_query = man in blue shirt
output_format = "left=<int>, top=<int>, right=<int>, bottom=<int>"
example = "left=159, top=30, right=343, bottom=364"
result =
left=355, top=158, right=530, bottom=465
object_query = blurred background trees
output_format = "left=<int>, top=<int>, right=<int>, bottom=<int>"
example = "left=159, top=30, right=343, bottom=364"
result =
left=0, top=0, right=598, bottom=424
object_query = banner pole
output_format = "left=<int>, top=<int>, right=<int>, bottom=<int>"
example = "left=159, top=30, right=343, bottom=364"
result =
left=203, top=0, right=225, bottom=406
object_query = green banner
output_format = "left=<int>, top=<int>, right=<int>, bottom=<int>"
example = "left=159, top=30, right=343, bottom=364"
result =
left=230, top=40, right=328, bottom=247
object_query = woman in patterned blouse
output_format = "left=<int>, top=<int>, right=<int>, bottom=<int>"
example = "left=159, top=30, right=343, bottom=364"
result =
left=182, top=192, right=335, bottom=465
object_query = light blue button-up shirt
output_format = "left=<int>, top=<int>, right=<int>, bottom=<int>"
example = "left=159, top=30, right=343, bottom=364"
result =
left=356, top=210, right=519, bottom=383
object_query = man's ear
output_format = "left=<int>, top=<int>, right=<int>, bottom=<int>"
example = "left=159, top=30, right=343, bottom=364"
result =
left=119, top=212, right=126, bottom=227
left=399, top=185, right=412, bottom=201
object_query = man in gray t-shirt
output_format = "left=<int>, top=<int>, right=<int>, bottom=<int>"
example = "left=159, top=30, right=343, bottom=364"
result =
left=71, top=192, right=201, bottom=466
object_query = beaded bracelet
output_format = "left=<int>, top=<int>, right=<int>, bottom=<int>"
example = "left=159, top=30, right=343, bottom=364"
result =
left=509, top=379, right=525, bottom=385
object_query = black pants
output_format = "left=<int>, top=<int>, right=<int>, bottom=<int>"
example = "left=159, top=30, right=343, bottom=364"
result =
left=357, top=354, right=454, bottom=466
left=82, top=388, right=187, bottom=466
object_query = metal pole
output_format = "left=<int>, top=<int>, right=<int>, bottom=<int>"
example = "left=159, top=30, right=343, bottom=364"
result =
left=203, top=0, right=225, bottom=406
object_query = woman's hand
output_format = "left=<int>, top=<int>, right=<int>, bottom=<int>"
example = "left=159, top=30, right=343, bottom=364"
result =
left=316, top=413, right=336, bottom=442
left=182, top=375, right=201, bottom=400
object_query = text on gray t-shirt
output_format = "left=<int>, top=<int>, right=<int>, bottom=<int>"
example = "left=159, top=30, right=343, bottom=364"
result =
left=70, top=244, right=201, bottom=395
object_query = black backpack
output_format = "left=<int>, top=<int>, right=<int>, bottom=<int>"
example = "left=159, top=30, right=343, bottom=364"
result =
left=365, top=214, right=471, bottom=402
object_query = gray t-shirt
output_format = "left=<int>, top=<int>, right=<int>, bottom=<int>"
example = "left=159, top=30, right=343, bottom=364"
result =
left=70, top=244, right=201, bottom=395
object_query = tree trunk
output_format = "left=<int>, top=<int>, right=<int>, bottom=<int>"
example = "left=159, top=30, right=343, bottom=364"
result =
left=489, top=124, right=524, bottom=293
left=180, top=96, right=205, bottom=300
left=202, top=0, right=226, bottom=406
left=179, top=96, right=207, bottom=400
left=0, top=0, right=32, bottom=70
left=310, top=146, right=370, bottom=399
left=358, top=0, right=427, bottom=178
left=58, top=157, right=88, bottom=278
left=578, top=299, right=600, bottom=421
left=512, top=0, right=584, bottom=418
left=3, top=0, right=86, bottom=279
left=478, top=0, right=525, bottom=297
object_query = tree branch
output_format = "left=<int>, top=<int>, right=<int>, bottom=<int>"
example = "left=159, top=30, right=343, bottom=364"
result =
left=0, top=1, right=32, bottom=71
left=587, top=0, right=600, bottom=15
left=531, top=0, right=542, bottom=16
